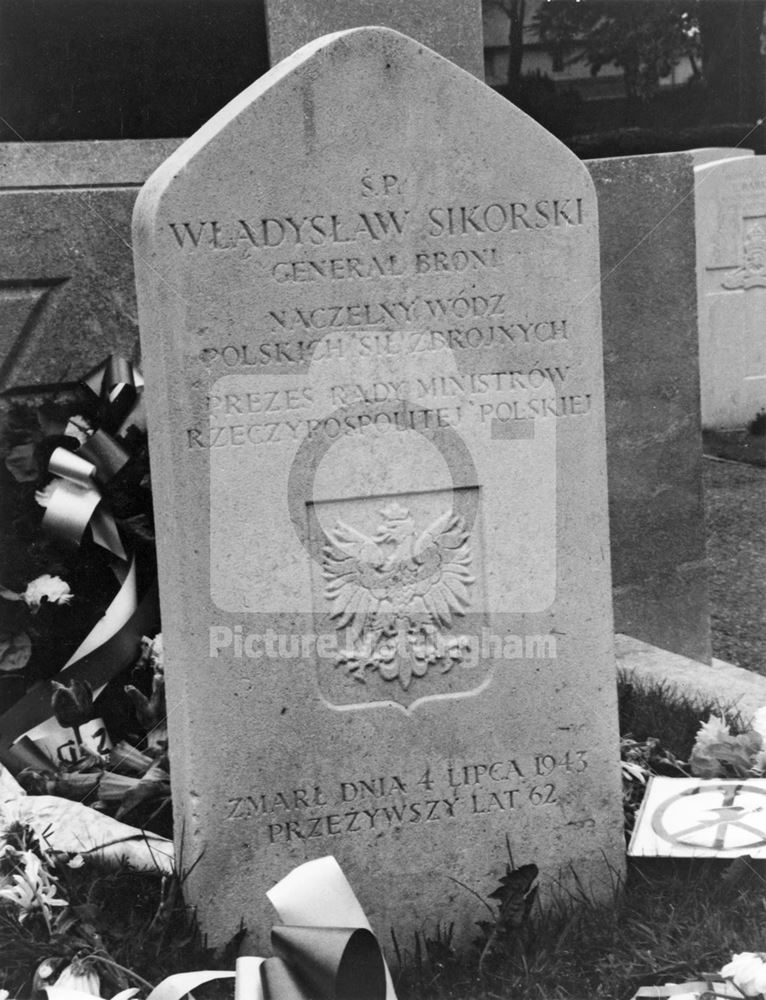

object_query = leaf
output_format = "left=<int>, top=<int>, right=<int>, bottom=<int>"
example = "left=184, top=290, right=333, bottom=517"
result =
left=119, top=513, right=155, bottom=544
left=4, top=443, right=39, bottom=482
left=690, top=734, right=758, bottom=778
left=116, top=778, right=170, bottom=821
left=488, top=863, right=539, bottom=927
left=0, top=630, right=31, bottom=673
left=689, top=747, right=724, bottom=779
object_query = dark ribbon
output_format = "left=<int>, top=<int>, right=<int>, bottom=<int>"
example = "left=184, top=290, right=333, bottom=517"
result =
left=137, top=857, right=394, bottom=1000
left=81, top=354, right=146, bottom=435
left=140, top=925, right=386, bottom=1000
left=259, top=925, right=385, bottom=1000
left=42, top=354, right=145, bottom=559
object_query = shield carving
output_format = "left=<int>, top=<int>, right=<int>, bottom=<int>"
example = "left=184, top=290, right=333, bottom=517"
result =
left=309, top=490, right=491, bottom=711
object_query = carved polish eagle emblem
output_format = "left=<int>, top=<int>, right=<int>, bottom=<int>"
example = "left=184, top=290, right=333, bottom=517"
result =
left=321, top=502, right=475, bottom=690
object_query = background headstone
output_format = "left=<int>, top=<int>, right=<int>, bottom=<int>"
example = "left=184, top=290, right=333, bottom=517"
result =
left=134, top=28, right=624, bottom=951
left=0, top=139, right=180, bottom=393
left=688, top=147, right=754, bottom=167
left=264, top=0, right=484, bottom=78
left=586, top=152, right=711, bottom=664
left=695, top=155, right=766, bottom=430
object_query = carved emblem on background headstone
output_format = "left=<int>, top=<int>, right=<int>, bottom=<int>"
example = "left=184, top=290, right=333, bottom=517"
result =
left=722, top=222, right=766, bottom=290
left=322, top=502, right=475, bottom=690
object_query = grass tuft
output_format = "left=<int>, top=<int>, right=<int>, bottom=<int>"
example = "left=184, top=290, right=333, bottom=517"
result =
left=617, top=669, right=747, bottom=758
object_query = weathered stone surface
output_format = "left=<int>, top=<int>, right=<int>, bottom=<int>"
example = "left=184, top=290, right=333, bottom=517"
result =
left=616, top=634, right=765, bottom=723
left=586, top=153, right=711, bottom=664
left=0, top=139, right=182, bottom=187
left=0, top=189, right=137, bottom=390
left=0, top=140, right=183, bottom=392
left=265, top=0, right=484, bottom=78
left=695, top=155, right=766, bottom=429
left=134, top=28, right=623, bottom=951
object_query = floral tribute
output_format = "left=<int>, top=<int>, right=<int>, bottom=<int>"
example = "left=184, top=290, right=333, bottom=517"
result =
left=626, top=709, right=766, bottom=1000
left=630, top=955, right=766, bottom=1000
left=0, top=357, right=164, bottom=805
left=0, top=359, right=175, bottom=993
left=621, top=706, right=766, bottom=837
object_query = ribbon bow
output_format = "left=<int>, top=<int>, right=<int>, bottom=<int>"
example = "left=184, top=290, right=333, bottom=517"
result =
left=42, top=355, right=145, bottom=561
left=81, top=354, right=145, bottom=436
left=43, top=434, right=129, bottom=561
left=135, top=857, right=396, bottom=1000
left=0, top=357, right=159, bottom=773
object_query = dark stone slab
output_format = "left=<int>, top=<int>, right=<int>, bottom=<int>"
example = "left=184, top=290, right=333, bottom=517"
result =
left=586, top=152, right=712, bottom=664
left=0, top=140, right=181, bottom=393
left=0, top=139, right=183, bottom=188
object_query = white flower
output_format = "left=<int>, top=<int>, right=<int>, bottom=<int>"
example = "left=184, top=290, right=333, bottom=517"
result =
left=64, top=416, right=91, bottom=446
left=721, top=952, right=766, bottom=996
left=53, top=959, right=100, bottom=995
left=140, top=633, right=163, bottom=672
left=0, top=850, right=67, bottom=923
left=621, top=760, right=648, bottom=784
left=752, top=708, right=766, bottom=742
left=697, top=714, right=731, bottom=743
left=22, top=575, right=73, bottom=611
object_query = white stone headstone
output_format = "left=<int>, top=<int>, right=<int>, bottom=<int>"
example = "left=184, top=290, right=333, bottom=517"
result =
left=133, top=28, right=624, bottom=951
left=695, top=156, right=766, bottom=428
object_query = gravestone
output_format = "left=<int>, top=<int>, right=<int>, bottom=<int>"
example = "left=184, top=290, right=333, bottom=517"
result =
left=586, top=153, right=711, bottom=664
left=264, top=0, right=484, bottom=78
left=0, top=139, right=180, bottom=393
left=695, top=155, right=766, bottom=429
left=688, top=147, right=754, bottom=167
left=133, top=28, right=624, bottom=951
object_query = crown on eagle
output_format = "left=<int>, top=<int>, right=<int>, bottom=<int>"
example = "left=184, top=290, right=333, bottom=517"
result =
left=379, top=501, right=410, bottom=523
left=745, top=223, right=766, bottom=254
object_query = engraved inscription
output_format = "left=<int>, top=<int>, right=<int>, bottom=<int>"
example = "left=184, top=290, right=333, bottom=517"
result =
left=167, top=196, right=585, bottom=255
left=198, top=317, right=570, bottom=370
left=187, top=359, right=590, bottom=451
left=223, top=751, right=591, bottom=846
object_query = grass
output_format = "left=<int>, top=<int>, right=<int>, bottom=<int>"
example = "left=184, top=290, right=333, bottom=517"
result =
left=617, top=669, right=748, bottom=757
left=396, top=859, right=766, bottom=999
left=2, top=672, right=765, bottom=999
left=704, top=457, right=766, bottom=674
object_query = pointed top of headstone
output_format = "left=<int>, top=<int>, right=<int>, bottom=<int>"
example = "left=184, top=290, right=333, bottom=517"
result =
left=136, top=26, right=587, bottom=241
left=264, top=0, right=484, bottom=78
